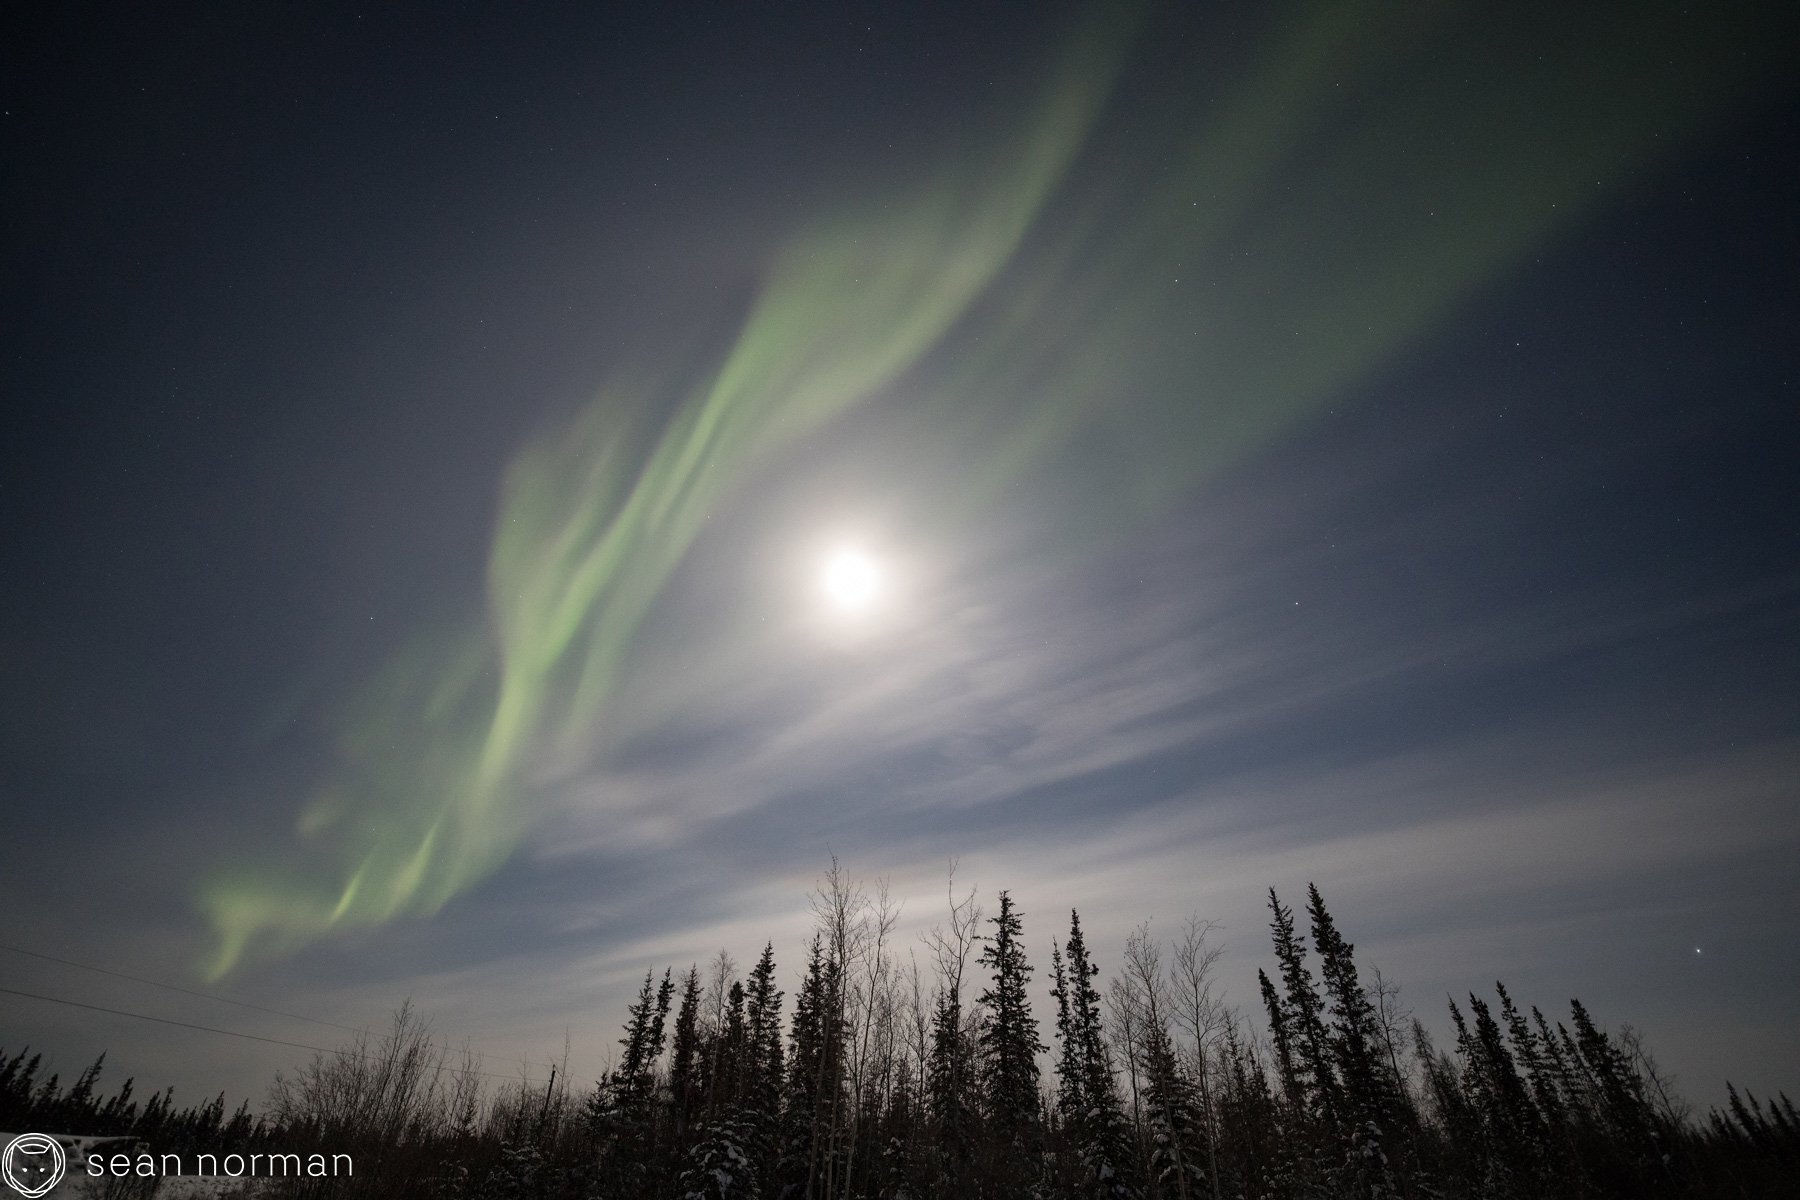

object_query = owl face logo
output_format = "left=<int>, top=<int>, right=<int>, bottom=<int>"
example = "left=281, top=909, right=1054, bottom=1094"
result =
left=1, top=1134, right=66, bottom=1198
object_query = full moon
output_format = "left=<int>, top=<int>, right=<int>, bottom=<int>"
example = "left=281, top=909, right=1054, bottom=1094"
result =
left=820, top=547, right=881, bottom=612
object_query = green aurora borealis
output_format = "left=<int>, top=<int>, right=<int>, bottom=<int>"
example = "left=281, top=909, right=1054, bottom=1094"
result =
left=197, top=1, right=1786, bottom=977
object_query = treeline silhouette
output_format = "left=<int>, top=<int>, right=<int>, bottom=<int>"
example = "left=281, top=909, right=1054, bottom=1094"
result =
left=0, top=1047, right=260, bottom=1153
left=3, top=865, right=1794, bottom=1198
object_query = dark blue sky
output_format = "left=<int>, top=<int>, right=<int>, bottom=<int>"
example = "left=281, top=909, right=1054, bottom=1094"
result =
left=3, top=1, right=1796, bottom=1114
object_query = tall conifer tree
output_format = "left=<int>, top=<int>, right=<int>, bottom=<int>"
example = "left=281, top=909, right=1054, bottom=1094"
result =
left=978, top=890, right=1046, bottom=1190
left=1056, top=909, right=1141, bottom=1198
left=672, top=966, right=704, bottom=1136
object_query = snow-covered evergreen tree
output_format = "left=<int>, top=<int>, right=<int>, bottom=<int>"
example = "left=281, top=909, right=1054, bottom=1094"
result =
left=680, top=1110, right=762, bottom=1200
left=1139, top=1020, right=1208, bottom=1200
left=1054, top=909, right=1141, bottom=1199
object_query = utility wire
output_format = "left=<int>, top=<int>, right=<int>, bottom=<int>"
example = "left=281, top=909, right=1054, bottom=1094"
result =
left=0, top=942, right=368, bottom=1036
left=0, top=986, right=557, bottom=1086
left=0, top=941, right=558, bottom=1075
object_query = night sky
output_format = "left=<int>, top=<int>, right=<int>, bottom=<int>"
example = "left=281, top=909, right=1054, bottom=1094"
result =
left=4, top=2, right=1797, bottom=1114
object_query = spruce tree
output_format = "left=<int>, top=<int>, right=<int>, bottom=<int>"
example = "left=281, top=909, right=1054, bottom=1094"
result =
left=740, top=942, right=784, bottom=1185
left=1463, top=993, right=1542, bottom=1197
left=652, top=968, right=676, bottom=1064
left=1218, top=1026, right=1280, bottom=1199
left=1053, top=942, right=1085, bottom=1124
left=1498, top=984, right=1563, bottom=1130
left=978, top=891, right=1046, bottom=1142
left=744, top=942, right=785, bottom=1115
left=679, top=1109, right=762, bottom=1200
left=783, top=935, right=846, bottom=1200
left=1306, top=885, right=1383, bottom=1113
left=1058, top=909, right=1141, bottom=1199
left=926, top=979, right=974, bottom=1189
left=1268, top=889, right=1340, bottom=1131
left=1571, top=999, right=1649, bottom=1135
left=590, top=965, right=675, bottom=1193
left=1265, top=889, right=1344, bottom=1197
left=1257, top=968, right=1302, bottom=1115
left=979, top=892, right=1051, bottom=1194
left=614, top=969, right=664, bottom=1114
left=1569, top=996, right=1661, bottom=1181
left=712, top=980, right=748, bottom=1113
left=1139, top=1019, right=1209, bottom=1200
left=672, top=966, right=705, bottom=1137
left=1306, top=885, right=1398, bottom=1198
left=1532, top=1007, right=1590, bottom=1131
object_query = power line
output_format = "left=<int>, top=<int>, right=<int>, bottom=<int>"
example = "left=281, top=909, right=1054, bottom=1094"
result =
left=0, top=942, right=369, bottom=1036
left=0, top=986, right=557, bottom=1086
left=0, top=941, right=558, bottom=1074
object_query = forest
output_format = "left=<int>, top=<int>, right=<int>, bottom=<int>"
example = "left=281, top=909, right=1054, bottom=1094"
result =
left=3, top=865, right=1794, bottom=1199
